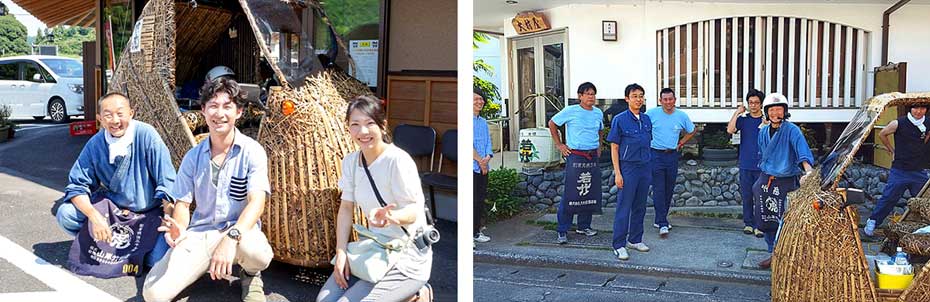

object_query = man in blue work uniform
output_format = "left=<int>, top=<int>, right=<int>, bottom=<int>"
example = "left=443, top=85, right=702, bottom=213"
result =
left=549, top=82, right=604, bottom=244
left=864, top=104, right=930, bottom=236
left=754, top=93, right=814, bottom=269
left=727, top=88, right=766, bottom=238
left=645, top=88, right=695, bottom=238
left=606, top=83, right=652, bottom=260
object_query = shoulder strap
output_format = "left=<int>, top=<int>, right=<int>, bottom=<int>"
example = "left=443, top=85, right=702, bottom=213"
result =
left=360, top=152, right=410, bottom=236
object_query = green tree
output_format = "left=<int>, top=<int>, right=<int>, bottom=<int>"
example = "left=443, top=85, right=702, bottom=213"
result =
left=474, top=32, right=502, bottom=118
left=322, top=0, right=380, bottom=37
left=0, top=15, right=29, bottom=56
left=32, top=25, right=95, bottom=58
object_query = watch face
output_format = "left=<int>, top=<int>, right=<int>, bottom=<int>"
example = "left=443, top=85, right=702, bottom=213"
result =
left=229, top=229, right=241, bottom=239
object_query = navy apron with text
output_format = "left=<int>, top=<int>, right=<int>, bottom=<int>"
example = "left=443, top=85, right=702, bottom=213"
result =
left=67, top=195, right=161, bottom=278
left=562, top=151, right=602, bottom=214
left=753, top=174, right=799, bottom=233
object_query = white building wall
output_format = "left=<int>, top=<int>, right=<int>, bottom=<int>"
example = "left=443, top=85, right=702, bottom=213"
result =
left=500, top=2, right=930, bottom=122
left=888, top=5, right=930, bottom=93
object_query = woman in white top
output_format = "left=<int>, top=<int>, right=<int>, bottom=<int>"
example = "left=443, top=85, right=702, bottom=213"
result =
left=317, top=95, right=433, bottom=302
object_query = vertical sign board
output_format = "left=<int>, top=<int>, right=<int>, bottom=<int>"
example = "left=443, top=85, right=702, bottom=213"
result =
left=349, top=40, right=379, bottom=87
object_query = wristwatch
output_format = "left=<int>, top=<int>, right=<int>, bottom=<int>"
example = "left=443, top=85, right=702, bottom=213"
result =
left=227, top=228, right=242, bottom=242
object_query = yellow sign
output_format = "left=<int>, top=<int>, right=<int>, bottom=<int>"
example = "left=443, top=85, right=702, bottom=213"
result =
left=512, top=12, right=550, bottom=34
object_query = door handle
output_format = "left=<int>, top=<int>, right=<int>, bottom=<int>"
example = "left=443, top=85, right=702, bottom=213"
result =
left=10, top=85, right=14, bottom=88
left=18, top=85, right=24, bottom=88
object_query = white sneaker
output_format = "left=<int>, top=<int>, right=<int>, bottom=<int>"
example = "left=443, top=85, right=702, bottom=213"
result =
left=626, top=242, right=650, bottom=252
left=659, top=226, right=669, bottom=237
left=614, top=247, right=630, bottom=260
left=864, top=219, right=876, bottom=236
left=474, top=232, right=491, bottom=243
left=575, top=228, right=598, bottom=236
left=653, top=223, right=672, bottom=230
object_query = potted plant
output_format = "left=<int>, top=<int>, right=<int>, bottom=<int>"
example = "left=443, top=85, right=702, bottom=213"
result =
left=701, top=128, right=738, bottom=165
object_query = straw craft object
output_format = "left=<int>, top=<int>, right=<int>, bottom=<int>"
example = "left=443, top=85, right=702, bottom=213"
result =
left=772, top=93, right=930, bottom=302
left=108, top=0, right=195, bottom=167
left=257, top=70, right=372, bottom=267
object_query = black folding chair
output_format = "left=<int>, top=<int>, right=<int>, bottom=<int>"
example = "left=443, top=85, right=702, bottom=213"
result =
left=421, top=129, right=457, bottom=220
left=393, top=124, right=437, bottom=176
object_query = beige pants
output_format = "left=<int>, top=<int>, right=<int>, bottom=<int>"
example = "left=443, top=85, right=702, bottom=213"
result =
left=142, top=227, right=273, bottom=302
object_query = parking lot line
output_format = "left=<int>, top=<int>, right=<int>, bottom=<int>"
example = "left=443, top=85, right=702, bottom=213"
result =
left=0, top=234, right=119, bottom=302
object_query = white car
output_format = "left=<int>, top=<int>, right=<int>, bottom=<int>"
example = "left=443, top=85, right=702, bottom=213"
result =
left=0, top=55, right=84, bottom=122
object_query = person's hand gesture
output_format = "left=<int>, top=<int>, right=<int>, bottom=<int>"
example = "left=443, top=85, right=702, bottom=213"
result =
left=735, top=105, right=746, bottom=116
left=209, top=237, right=237, bottom=280
left=332, top=249, right=351, bottom=289
left=157, top=216, right=186, bottom=248
left=89, top=212, right=112, bottom=243
left=369, top=204, right=401, bottom=228
left=557, top=143, right=570, bottom=157
left=614, top=173, right=624, bottom=190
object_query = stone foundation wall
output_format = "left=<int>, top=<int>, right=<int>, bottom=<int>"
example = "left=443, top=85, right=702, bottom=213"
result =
left=515, top=162, right=899, bottom=211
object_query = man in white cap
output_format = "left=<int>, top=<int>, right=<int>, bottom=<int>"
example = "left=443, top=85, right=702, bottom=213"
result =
left=753, top=92, right=814, bottom=269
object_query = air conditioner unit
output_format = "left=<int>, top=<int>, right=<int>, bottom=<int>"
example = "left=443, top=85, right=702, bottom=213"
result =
left=517, top=127, right=561, bottom=167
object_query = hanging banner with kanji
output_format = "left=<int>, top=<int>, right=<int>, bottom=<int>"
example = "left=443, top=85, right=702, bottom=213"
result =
left=562, top=152, right=601, bottom=214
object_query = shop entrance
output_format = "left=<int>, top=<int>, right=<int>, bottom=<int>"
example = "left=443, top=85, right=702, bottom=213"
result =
left=508, top=30, right=567, bottom=150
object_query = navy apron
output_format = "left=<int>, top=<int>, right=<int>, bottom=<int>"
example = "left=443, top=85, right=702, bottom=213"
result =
left=562, top=150, right=602, bottom=214
left=67, top=195, right=162, bottom=278
left=753, top=174, right=799, bottom=233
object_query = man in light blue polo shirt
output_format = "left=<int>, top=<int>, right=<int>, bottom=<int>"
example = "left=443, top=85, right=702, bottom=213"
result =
left=144, top=77, right=273, bottom=302
left=548, top=82, right=604, bottom=244
left=645, top=88, right=695, bottom=238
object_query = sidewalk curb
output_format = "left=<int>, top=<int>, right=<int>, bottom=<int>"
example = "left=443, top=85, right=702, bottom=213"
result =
left=474, top=249, right=772, bottom=286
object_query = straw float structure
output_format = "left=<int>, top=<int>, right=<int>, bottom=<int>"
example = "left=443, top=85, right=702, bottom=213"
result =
left=771, top=92, right=930, bottom=302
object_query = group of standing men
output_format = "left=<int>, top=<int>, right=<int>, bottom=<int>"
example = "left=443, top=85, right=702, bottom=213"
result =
left=549, top=82, right=814, bottom=266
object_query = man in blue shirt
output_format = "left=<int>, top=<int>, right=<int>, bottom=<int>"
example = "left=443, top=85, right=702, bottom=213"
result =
left=549, top=82, right=604, bottom=244
left=753, top=93, right=814, bottom=269
left=144, top=78, right=273, bottom=302
left=727, top=88, right=766, bottom=238
left=606, top=83, right=652, bottom=260
left=645, top=88, right=695, bottom=238
left=864, top=104, right=930, bottom=236
left=57, top=92, right=176, bottom=270
left=473, top=89, right=493, bottom=243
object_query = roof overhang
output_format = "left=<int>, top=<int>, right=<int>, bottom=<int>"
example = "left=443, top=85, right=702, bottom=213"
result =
left=11, top=0, right=97, bottom=28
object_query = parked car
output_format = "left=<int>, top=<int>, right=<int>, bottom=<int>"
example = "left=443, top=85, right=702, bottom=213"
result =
left=0, top=55, right=84, bottom=122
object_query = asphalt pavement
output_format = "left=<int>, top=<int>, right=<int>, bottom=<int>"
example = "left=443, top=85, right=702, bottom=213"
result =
left=0, top=120, right=457, bottom=301
left=474, top=262, right=771, bottom=302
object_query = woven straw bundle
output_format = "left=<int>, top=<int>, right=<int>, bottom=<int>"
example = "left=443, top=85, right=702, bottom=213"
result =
left=108, top=0, right=194, bottom=167
left=901, top=234, right=930, bottom=256
left=257, top=70, right=372, bottom=267
left=909, top=198, right=930, bottom=223
left=887, top=221, right=928, bottom=244
left=771, top=170, right=878, bottom=302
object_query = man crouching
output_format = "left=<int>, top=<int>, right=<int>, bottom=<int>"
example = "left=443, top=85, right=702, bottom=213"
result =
left=143, top=77, right=273, bottom=302
left=57, top=92, right=176, bottom=277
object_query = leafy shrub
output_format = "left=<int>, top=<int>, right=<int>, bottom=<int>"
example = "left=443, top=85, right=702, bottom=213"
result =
left=702, top=129, right=733, bottom=149
left=485, top=167, right=523, bottom=221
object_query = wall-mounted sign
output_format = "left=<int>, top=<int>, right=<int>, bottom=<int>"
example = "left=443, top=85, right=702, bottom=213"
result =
left=512, top=12, right=550, bottom=35
left=602, top=20, right=617, bottom=41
